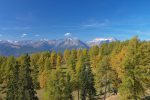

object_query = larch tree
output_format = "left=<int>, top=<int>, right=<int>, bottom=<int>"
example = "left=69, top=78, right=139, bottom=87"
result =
left=63, top=49, right=70, bottom=64
left=50, top=51, right=57, bottom=68
left=64, top=73, right=73, bottom=100
left=45, top=67, right=66, bottom=100
left=95, top=56, right=112, bottom=99
left=120, top=37, right=149, bottom=100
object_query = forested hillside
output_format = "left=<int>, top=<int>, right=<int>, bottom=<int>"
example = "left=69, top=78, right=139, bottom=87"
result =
left=0, top=37, right=150, bottom=100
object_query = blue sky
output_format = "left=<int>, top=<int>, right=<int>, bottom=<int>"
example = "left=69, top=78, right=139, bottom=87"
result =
left=0, top=0, right=150, bottom=41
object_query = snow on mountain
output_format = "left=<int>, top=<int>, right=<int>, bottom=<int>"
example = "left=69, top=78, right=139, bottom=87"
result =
left=57, top=38, right=89, bottom=49
left=0, top=37, right=117, bottom=56
left=87, top=38, right=116, bottom=46
left=0, top=38, right=89, bottom=56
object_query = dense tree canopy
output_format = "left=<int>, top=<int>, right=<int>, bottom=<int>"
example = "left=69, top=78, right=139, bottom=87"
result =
left=0, top=37, right=150, bottom=100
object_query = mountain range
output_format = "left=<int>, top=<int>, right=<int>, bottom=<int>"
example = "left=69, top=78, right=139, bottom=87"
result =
left=0, top=37, right=116, bottom=56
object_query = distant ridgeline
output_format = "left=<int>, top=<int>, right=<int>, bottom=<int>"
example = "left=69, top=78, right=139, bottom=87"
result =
left=0, top=37, right=115, bottom=56
left=0, top=37, right=150, bottom=100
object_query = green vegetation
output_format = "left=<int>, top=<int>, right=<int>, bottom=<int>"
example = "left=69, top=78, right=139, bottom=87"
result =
left=0, top=37, right=150, bottom=100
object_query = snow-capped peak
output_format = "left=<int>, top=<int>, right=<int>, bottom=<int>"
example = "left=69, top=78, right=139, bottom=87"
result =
left=87, top=37, right=116, bottom=46
left=7, top=40, right=13, bottom=43
left=40, top=38, right=49, bottom=42
left=89, top=38, right=115, bottom=43
left=66, top=38, right=73, bottom=41
left=0, top=40, right=19, bottom=44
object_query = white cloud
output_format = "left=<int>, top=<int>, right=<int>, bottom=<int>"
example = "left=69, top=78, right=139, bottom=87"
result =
left=65, top=32, right=72, bottom=36
left=35, top=34, right=40, bottom=37
left=21, top=33, right=28, bottom=37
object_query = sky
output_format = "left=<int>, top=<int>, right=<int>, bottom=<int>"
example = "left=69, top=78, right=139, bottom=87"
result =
left=0, top=0, right=150, bottom=41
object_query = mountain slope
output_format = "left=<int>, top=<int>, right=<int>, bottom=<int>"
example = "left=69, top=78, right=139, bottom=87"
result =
left=0, top=37, right=116, bottom=56
left=0, top=38, right=89, bottom=56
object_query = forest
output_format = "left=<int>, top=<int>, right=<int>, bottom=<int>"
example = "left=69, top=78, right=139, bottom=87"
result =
left=0, top=37, right=150, bottom=100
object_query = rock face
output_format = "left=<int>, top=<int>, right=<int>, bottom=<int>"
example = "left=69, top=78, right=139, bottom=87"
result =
left=0, top=38, right=89, bottom=56
left=0, top=37, right=116, bottom=56
left=87, top=38, right=116, bottom=46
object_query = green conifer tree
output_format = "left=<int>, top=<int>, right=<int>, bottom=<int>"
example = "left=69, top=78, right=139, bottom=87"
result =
left=18, top=54, right=38, bottom=100
left=6, top=60, right=19, bottom=100
left=120, top=37, right=149, bottom=100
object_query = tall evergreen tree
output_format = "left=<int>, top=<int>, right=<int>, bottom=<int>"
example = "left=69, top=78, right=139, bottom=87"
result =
left=0, top=56, right=7, bottom=84
left=56, top=52, right=63, bottom=67
left=18, top=54, right=38, bottom=100
left=64, top=49, right=70, bottom=64
left=95, top=56, right=112, bottom=99
left=1, top=56, right=16, bottom=94
left=39, top=58, right=51, bottom=88
left=76, top=56, right=84, bottom=100
left=120, top=37, right=149, bottom=100
left=50, top=51, right=57, bottom=68
left=64, top=73, right=73, bottom=100
left=6, top=60, right=19, bottom=100
left=45, top=68, right=66, bottom=100
left=67, top=50, right=77, bottom=91
left=89, top=46, right=99, bottom=69
left=80, top=50, right=96, bottom=100
left=86, top=65, right=96, bottom=100
left=30, top=53, right=41, bottom=89
left=80, top=64, right=87, bottom=100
